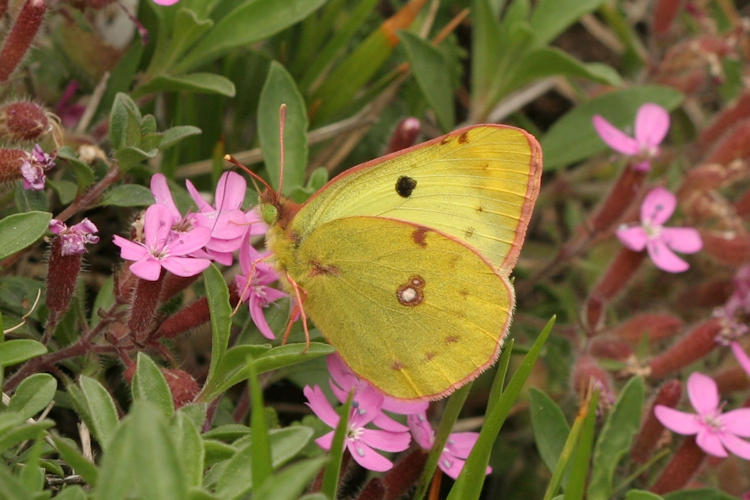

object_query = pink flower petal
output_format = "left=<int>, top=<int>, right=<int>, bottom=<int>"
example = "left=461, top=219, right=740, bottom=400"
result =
left=719, top=432, right=750, bottom=460
left=439, top=453, right=466, bottom=479
left=731, top=342, right=750, bottom=377
left=719, top=407, right=750, bottom=437
left=250, top=300, right=276, bottom=340
left=152, top=0, right=180, bottom=5
left=616, top=226, right=648, bottom=252
left=661, top=227, right=703, bottom=253
left=592, top=115, right=640, bottom=155
left=646, top=239, right=689, bottom=273
left=654, top=405, right=701, bottom=435
left=381, top=397, right=428, bottom=415
left=161, top=256, right=211, bottom=277
left=360, top=428, right=410, bottom=452
left=304, top=385, right=340, bottom=429
left=445, top=432, right=480, bottom=458
left=687, top=372, right=719, bottom=415
left=315, top=432, right=334, bottom=451
left=372, top=413, right=409, bottom=433
left=113, top=235, right=147, bottom=261
left=130, top=258, right=162, bottom=281
left=168, top=227, right=212, bottom=255
left=696, top=430, right=728, bottom=457
left=149, top=175, right=180, bottom=221
left=347, top=441, right=393, bottom=471
left=634, top=103, right=670, bottom=148
left=143, top=204, right=174, bottom=249
left=328, top=354, right=358, bottom=394
left=215, top=172, right=246, bottom=211
left=185, top=179, right=213, bottom=212
left=407, top=413, right=435, bottom=449
left=641, top=187, right=676, bottom=226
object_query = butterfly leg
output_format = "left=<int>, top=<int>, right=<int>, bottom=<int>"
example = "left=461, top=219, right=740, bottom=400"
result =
left=282, top=272, right=310, bottom=351
left=231, top=253, right=273, bottom=317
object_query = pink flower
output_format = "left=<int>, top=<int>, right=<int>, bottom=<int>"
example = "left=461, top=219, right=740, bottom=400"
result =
left=654, top=372, right=750, bottom=459
left=616, top=187, right=702, bottom=272
left=234, top=238, right=286, bottom=340
left=21, top=145, right=55, bottom=190
left=304, top=384, right=411, bottom=472
left=326, top=354, right=427, bottom=432
left=49, top=218, right=99, bottom=255
left=593, top=103, right=669, bottom=171
left=186, top=171, right=266, bottom=266
left=407, top=412, right=489, bottom=479
left=152, top=0, right=179, bottom=4
left=113, top=204, right=211, bottom=281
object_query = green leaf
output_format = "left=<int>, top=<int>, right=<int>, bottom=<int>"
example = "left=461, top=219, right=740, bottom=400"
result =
left=588, top=377, right=645, bottom=500
left=55, top=147, right=95, bottom=189
left=176, top=0, right=327, bottom=72
left=91, top=276, right=114, bottom=327
left=47, top=179, right=78, bottom=205
left=398, top=31, right=455, bottom=130
left=505, top=47, right=622, bottom=93
left=137, top=73, right=236, bottom=97
left=76, top=376, right=120, bottom=449
left=160, top=125, right=202, bottom=150
left=258, top=61, right=309, bottom=195
left=563, top=391, right=599, bottom=500
left=625, top=491, right=663, bottom=500
left=248, top=359, right=272, bottom=488
left=0, top=462, right=33, bottom=499
left=0, top=420, right=53, bottom=453
left=172, top=412, right=204, bottom=488
left=7, top=373, right=56, bottom=420
left=55, top=486, right=88, bottom=500
left=0, top=339, right=46, bottom=367
left=213, top=427, right=314, bottom=497
left=541, top=85, right=684, bottom=170
left=109, top=93, right=142, bottom=150
left=203, top=264, right=231, bottom=385
left=132, top=352, right=174, bottom=418
left=529, top=0, right=607, bottom=46
left=321, top=393, right=352, bottom=500
left=529, top=388, right=570, bottom=473
left=0, top=211, right=52, bottom=260
left=99, top=184, right=155, bottom=208
left=448, top=317, right=556, bottom=500
left=52, top=435, right=99, bottom=485
left=254, top=456, right=328, bottom=500
left=20, top=438, right=44, bottom=492
left=114, top=146, right=160, bottom=169
left=95, top=42, right=144, bottom=125
left=95, top=401, right=187, bottom=500
left=14, top=183, right=48, bottom=212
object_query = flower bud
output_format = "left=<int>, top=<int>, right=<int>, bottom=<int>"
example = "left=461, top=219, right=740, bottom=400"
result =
left=572, top=355, right=615, bottom=407
left=128, top=272, right=165, bottom=340
left=650, top=437, right=706, bottom=494
left=609, top=313, right=684, bottom=344
left=652, top=0, right=683, bottom=35
left=162, top=368, right=199, bottom=408
left=714, top=366, right=750, bottom=394
left=0, top=0, right=47, bottom=82
left=589, top=167, right=647, bottom=233
left=386, top=117, right=421, bottom=154
left=648, top=318, right=722, bottom=379
left=583, top=249, right=646, bottom=334
left=159, top=273, right=200, bottom=303
left=382, top=448, right=428, bottom=499
left=700, top=230, right=750, bottom=266
left=703, top=120, right=750, bottom=165
left=45, top=237, right=81, bottom=317
left=589, top=336, right=633, bottom=361
left=154, top=283, right=239, bottom=340
left=631, top=379, right=682, bottom=463
left=0, top=148, right=28, bottom=184
left=0, top=101, right=49, bottom=142
left=700, top=93, right=750, bottom=148
left=357, top=478, right=386, bottom=500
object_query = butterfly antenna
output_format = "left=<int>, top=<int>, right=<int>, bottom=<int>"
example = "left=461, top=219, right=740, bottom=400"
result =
left=224, top=154, right=275, bottom=196
left=277, top=103, right=287, bottom=196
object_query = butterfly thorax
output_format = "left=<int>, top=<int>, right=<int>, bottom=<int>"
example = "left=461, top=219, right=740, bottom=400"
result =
left=260, top=191, right=304, bottom=288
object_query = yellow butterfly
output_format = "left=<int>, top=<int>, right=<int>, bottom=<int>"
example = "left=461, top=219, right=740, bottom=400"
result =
left=259, top=125, right=542, bottom=401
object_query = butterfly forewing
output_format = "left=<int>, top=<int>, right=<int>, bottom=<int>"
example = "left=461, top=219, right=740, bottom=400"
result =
left=289, top=125, right=542, bottom=274
left=287, top=216, right=513, bottom=401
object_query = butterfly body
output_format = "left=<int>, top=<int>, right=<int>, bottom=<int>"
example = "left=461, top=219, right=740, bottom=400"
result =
left=263, top=125, right=542, bottom=401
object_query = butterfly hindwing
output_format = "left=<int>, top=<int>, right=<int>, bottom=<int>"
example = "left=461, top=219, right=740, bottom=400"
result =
left=289, top=125, right=542, bottom=274
left=287, top=216, right=514, bottom=401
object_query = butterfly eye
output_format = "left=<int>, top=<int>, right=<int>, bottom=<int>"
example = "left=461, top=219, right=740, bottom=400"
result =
left=395, top=176, right=417, bottom=198
left=260, top=203, right=279, bottom=224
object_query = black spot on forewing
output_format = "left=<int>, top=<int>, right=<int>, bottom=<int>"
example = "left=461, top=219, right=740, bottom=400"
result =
left=396, top=176, right=417, bottom=198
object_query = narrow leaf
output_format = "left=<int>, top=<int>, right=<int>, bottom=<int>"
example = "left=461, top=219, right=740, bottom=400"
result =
left=132, top=352, right=175, bottom=418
